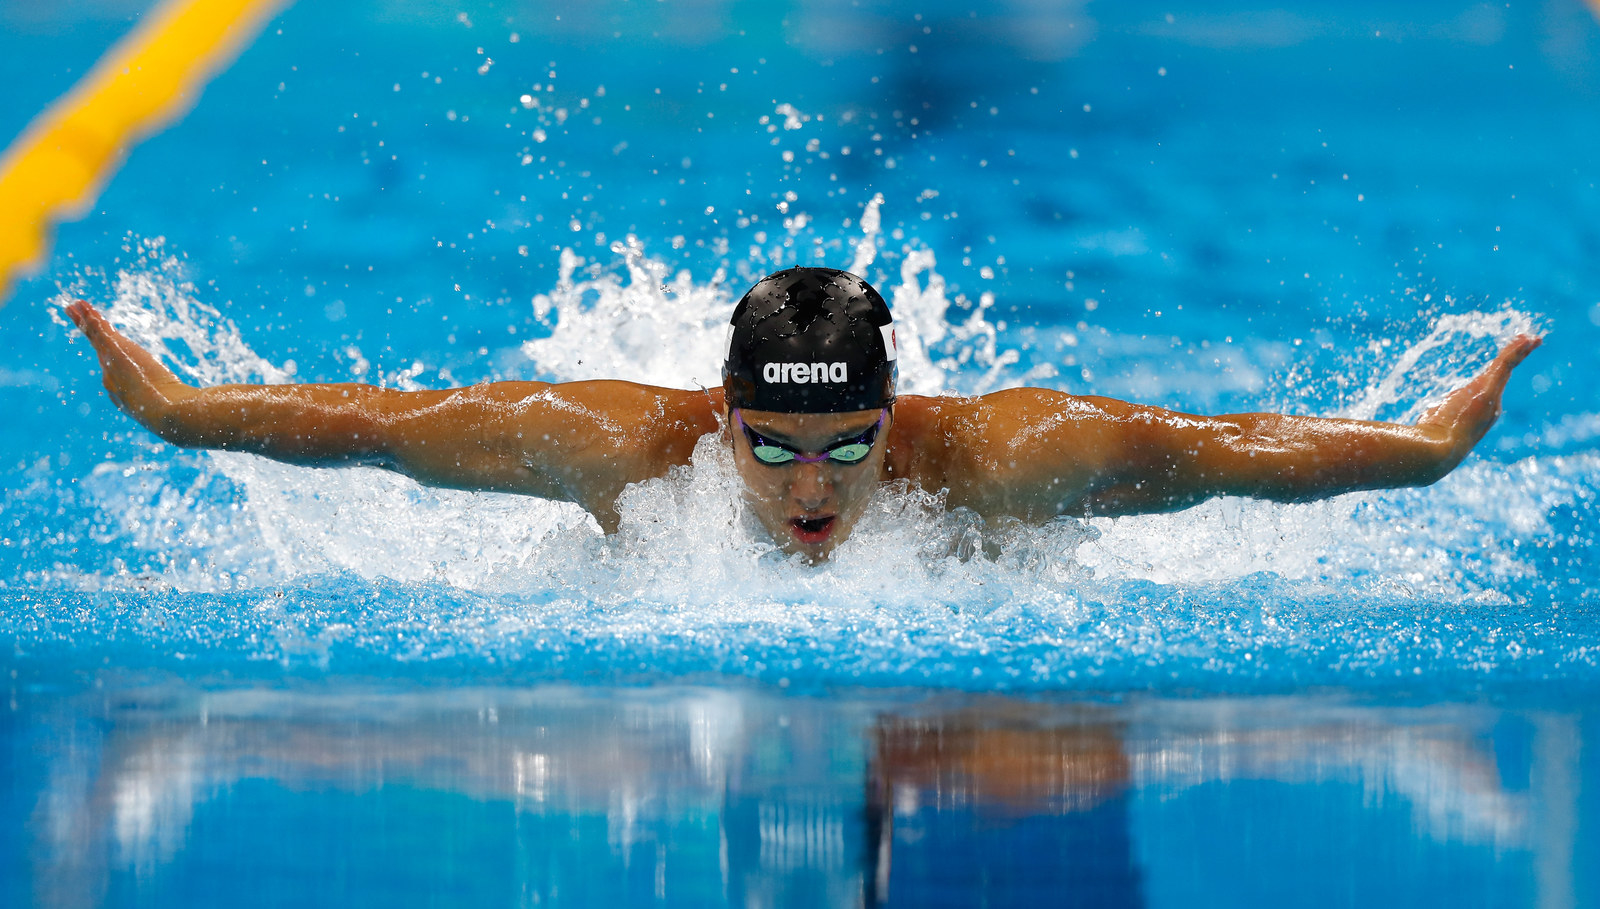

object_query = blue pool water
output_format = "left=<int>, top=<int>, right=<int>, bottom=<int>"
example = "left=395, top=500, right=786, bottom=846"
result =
left=3, top=1, right=1600, bottom=905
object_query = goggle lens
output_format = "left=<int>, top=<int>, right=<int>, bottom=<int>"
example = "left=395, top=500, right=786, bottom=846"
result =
left=751, top=444, right=797, bottom=465
left=738, top=411, right=883, bottom=466
left=822, top=442, right=872, bottom=463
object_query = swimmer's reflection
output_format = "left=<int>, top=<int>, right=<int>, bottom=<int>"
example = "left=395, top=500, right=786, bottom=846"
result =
left=860, top=706, right=1142, bottom=907
left=22, top=689, right=1557, bottom=908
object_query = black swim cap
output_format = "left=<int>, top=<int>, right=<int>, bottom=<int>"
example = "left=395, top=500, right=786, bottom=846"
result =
left=723, top=267, right=897, bottom=413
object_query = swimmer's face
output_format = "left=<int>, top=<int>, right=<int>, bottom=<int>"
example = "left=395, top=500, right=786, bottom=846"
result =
left=727, top=406, right=891, bottom=562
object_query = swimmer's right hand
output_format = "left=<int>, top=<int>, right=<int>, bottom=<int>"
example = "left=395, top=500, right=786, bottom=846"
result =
left=65, top=300, right=195, bottom=428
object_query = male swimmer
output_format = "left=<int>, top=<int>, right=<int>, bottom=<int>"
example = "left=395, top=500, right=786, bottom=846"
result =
left=65, top=267, right=1540, bottom=562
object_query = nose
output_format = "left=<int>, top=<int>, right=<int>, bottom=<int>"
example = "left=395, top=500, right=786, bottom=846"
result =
left=788, top=461, right=833, bottom=511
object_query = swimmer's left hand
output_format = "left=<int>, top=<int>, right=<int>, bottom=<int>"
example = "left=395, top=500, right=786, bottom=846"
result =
left=1417, top=333, right=1542, bottom=464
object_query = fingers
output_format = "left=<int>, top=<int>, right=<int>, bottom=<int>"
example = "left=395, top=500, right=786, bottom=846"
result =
left=1458, top=334, right=1541, bottom=433
left=1496, top=333, right=1541, bottom=370
left=65, top=299, right=98, bottom=333
left=1475, top=334, right=1541, bottom=393
left=62, top=299, right=184, bottom=413
left=64, top=300, right=124, bottom=365
left=65, top=301, right=144, bottom=366
left=65, top=299, right=115, bottom=345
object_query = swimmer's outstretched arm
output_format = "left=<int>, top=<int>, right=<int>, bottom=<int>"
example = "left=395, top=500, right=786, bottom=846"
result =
left=65, top=301, right=718, bottom=529
left=942, top=335, right=1541, bottom=519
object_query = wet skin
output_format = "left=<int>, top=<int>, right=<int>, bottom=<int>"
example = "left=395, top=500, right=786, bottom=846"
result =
left=65, top=299, right=1541, bottom=561
left=727, top=407, right=892, bottom=561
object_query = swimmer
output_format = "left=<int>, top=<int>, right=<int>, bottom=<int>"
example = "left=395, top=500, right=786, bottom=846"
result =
left=65, top=267, right=1541, bottom=562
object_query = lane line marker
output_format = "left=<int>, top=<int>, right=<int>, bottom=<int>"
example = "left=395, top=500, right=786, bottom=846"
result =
left=0, top=0, right=290, bottom=307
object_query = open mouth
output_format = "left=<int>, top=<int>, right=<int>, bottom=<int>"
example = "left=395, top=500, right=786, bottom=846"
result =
left=789, top=515, right=837, bottom=544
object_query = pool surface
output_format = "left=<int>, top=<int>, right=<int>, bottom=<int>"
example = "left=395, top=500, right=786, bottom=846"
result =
left=3, top=1, right=1599, bottom=905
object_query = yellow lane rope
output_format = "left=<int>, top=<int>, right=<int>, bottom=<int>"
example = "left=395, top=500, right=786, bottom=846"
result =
left=0, top=0, right=290, bottom=307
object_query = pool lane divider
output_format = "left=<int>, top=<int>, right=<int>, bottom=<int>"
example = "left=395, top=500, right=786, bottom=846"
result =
left=0, top=0, right=291, bottom=309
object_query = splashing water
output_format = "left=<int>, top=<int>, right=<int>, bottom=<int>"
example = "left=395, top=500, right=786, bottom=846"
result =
left=521, top=241, right=732, bottom=389
left=1342, top=308, right=1540, bottom=423
left=21, top=223, right=1597, bottom=692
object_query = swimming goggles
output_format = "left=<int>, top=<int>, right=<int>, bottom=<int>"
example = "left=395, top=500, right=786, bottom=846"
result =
left=734, top=409, right=885, bottom=466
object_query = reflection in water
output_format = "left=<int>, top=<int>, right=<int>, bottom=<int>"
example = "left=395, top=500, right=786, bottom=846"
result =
left=8, top=683, right=1587, bottom=908
left=865, top=706, right=1141, bottom=906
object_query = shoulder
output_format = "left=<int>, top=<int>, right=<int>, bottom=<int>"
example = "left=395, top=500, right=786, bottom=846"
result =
left=474, top=379, right=714, bottom=411
left=473, top=380, right=719, bottom=426
left=893, top=389, right=1120, bottom=448
left=596, top=383, right=724, bottom=473
left=508, top=382, right=723, bottom=524
left=886, top=390, right=1129, bottom=505
left=882, top=392, right=1021, bottom=490
left=453, top=380, right=719, bottom=473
